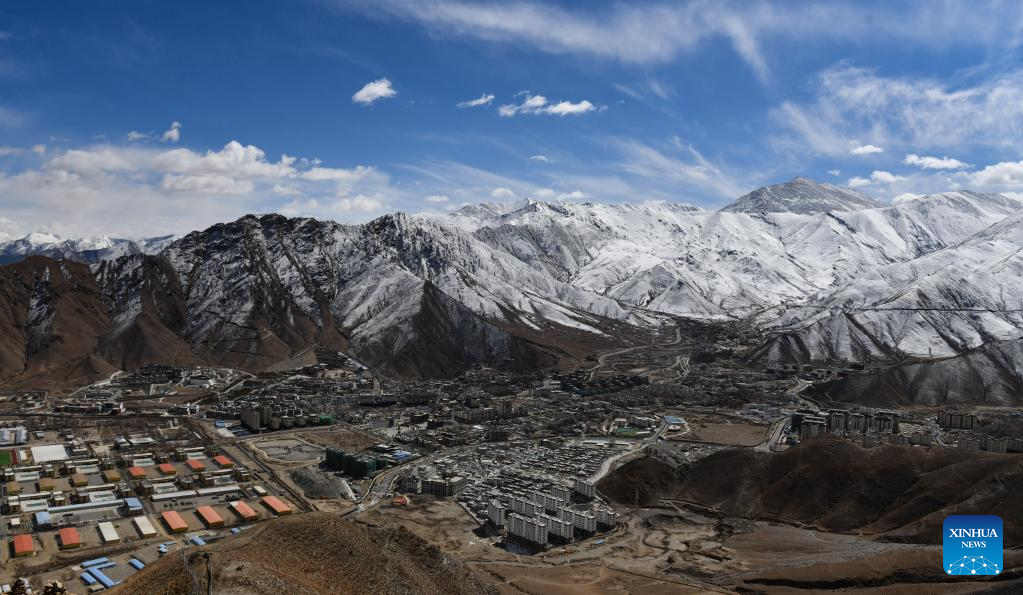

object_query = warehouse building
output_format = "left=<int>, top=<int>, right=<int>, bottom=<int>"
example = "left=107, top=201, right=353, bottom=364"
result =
left=12, top=534, right=34, bottom=557
left=261, top=495, right=293, bottom=516
left=58, top=527, right=82, bottom=549
left=230, top=500, right=258, bottom=521
left=196, top=505, right=224, bottom=527
left=132, top=516, right=157, bottom=538
left=98, top=521, right=120, bottom=544
left=161, top=510, right=189, bottom=533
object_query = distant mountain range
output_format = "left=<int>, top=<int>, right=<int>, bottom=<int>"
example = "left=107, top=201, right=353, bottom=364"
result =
left=2, top=177, right=1021, bottom=404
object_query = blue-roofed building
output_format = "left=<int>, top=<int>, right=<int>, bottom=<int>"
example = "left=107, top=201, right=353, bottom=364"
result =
left=663, top=416, right=684, bottom=425
left=124, top=497, right=143, bottom=513
left=33, top=510, right=51, bottom=528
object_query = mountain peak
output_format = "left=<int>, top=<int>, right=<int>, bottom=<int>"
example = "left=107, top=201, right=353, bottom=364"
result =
left=721, top=177, right=883, bottom=215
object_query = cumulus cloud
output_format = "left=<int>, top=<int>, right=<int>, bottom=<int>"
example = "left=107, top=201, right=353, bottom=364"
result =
left=161, top=121, right=182, bottom=143
left=847, top=170, right=904, bottom=187
left=827, top=169, right=841, bottom=176
left=456, top=93, right=495, bottom=108
left=849, top=143, right=883, bottom=155
left=967, top=161, right=1023, bottom=189
left=903, top=153, right=970, bottom=170
left=498, top=94, right=595, bottom=117
left=352, top=78, right=397, bottom=105
left=556, top=190, right=588, bottom=201
left=31, top=144, right=45, bottom=155
left=126, top=131, right=150, bottom=142
left=0, top=146, right=23, bottom=155
left=424, top=194, right=450, bottom=203
left=0, top=138, right=397, bottom=237
left=529, top=155, right=550, bottom=163
left=491, top=187, right=516, bottom=199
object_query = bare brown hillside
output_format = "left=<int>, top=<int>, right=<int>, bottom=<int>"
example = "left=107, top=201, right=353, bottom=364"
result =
left=111, top=512, right=496, bottom=595
left=600, top=435, right=1023, bottom=545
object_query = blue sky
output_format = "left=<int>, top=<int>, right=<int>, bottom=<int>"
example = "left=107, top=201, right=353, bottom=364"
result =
left=3, top=0, right=1023, bottom=237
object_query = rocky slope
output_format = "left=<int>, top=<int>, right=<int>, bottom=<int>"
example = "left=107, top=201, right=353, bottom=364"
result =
left=111, top=512, right=496, bottom=595
left=720, top=176, right=882, bottom=214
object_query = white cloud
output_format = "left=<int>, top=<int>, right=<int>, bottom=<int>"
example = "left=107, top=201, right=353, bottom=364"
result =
left=967, top=161, right=1023, bottom=189
left=556, top=190, right=588, bottom=201
left=352, top=78, right=397, bottom=105
left=777, top=66, right=1023, bottom=156
left=870, top=170, right=903, bottom=184
left=126, top=131, right=150, bottom=141
left=456, top=93, right=495, bottom=108
left=827, top=169, right=841, bottom=176
left=491, top=187, right=516, bottom=199
left=529, top=155, right=550, bottom=163
left=903, top=153, right=969, bottom=170
left=424, top=194, right=450, bottom=203
left=498, top=94, right=596, bottom=117
left=0, top=146, right=23, bottom=155
left=161, top=121, right=182, bottom=143
left=847, top=170, right=903, bottom=187
left=160, top=173, right=255, bottom=195
left=615, top=138, right=745, bottom=198
left=344, top=1, right=1023, bottom=86
left=0, top=138, right=399, bottom=237
left=532, top=188, right=556, bottom=198
left=272, top=184, right=301, bottom=196
left=31, top=144, right=45, bottom=155
left=849, top=143, right=884, bottom=155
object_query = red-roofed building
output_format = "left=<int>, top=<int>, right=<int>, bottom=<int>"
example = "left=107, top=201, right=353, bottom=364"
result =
left=58, top=527, right=82, bottom=549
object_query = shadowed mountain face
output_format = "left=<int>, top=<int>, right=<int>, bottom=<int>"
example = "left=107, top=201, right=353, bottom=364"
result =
left=0, top=214, right=571, bottom=387
left=600, top=435, right=1023, bottom=546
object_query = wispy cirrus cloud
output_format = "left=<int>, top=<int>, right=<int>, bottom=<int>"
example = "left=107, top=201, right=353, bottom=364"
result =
left=456, top=93, right=495, bottom=108
left=335, top=1, right=1023, bottom=84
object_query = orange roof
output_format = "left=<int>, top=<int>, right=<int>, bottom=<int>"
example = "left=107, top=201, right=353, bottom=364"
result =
left=212, top=455, right=233, bottom=467
left=185, top=459, right=206, bottom=472
left=127, top=466, right=147, bottom=479
left=161, top=510, right=188, bottom=533
left=261, top=495, right=293, bottom=515
left=58, top=527, right=82, bottom=548
left=12, top=534, right=33, bottom=556
left=195, top=505, right=224, bottom=527
left=230, top=500, right=257, bottom=520
left=157, top=463, right=177, bottom=475
left=69, top=473, right=89, bottom=486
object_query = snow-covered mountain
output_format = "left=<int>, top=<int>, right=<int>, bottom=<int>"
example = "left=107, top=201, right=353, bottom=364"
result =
left=720, top=176, right=883, bottom=214
left=0, top=233, right=176, bottom=265
left=1, top=178, right=1022, bottom=401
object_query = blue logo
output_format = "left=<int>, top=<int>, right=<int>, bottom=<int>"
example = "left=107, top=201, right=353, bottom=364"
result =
left=943, top=515, right=1002, bottom=576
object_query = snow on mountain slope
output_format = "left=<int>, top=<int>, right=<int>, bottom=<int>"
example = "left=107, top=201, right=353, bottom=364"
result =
left=453, top=190, right=1022, bottom=320
left=720, top=176, right=883, bottom=214
left=0, top=233, right=176, bottom=265
left=757, top=204, right=1023, bottom=362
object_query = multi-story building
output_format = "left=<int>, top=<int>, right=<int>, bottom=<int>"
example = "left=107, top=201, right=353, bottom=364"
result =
left=487, top=500, right=506, bottom=527
left=940, top=410, right=977, bottom=430
left=398, top=473, right=421, bottom=494
left=511, top=496, right=541, bottom=516
left=573, top=478, right=596, bottom=499
left=981, top=435, right=1008, bottom=454
left=826, top=409, right=849, bottom=434
left=594, top=507, right=618, bottom=528
left=241, top=408, right=262, bottom=431
left=559, top=507, right=597, bottom=533
left=799, top=416, right=827, bottom=440
left=550, top=484, right=572, bottom=501
left=541, top=513, right=574, bottom=541
left=507, top=513, right=548, bottom=546
left=422, top=476, right=466, bottom=497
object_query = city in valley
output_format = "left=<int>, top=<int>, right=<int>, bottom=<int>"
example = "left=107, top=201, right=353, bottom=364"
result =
left=3, top=1, right=1023, bottom=594
left=2, top=318, right=1020, bottom=593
